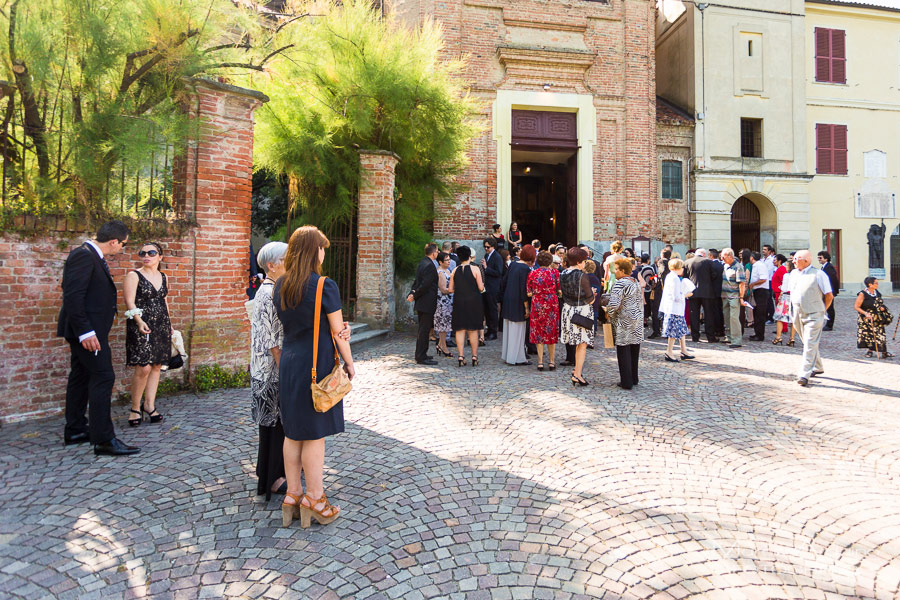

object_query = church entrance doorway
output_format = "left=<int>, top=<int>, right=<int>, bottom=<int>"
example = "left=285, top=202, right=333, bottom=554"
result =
left=510, top=110, right=578, bottom=248
left=731, top=195, right=760, bottom=252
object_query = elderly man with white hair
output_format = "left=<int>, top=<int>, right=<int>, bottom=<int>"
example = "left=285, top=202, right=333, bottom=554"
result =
left=789, top=250, right=834, bottom=386
left=720, top=248, right=747, bottom=348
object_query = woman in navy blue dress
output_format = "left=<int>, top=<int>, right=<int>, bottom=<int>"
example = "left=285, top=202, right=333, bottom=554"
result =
left=273, top=226, right=355, bottom=528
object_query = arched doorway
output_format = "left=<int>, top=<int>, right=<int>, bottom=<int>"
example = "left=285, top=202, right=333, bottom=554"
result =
left=731, top=196, right=760, bottom=252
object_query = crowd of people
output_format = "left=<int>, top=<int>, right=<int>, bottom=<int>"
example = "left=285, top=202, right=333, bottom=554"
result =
left=57, top=219, right=895, bottom=532
left=405, top=225, right=896, bottom=390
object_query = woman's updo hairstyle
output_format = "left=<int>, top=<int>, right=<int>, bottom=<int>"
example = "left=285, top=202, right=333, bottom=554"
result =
left=456, top=245, right=472, bottom=262
left=610, top=240, right=624, bottom=253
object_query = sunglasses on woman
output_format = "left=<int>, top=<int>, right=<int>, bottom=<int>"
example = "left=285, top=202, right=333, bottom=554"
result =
left=138, top=250, right=159, bottom=257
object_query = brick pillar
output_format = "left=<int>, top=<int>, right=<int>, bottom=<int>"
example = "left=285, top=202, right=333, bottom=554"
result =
left=174, top=78, right=268, bottom=370
left=356, top=150, right=400, bottom=329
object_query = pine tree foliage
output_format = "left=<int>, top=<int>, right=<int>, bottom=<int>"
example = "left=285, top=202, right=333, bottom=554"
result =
left=0, top=0, right=289, bottom=215
left=254, top=0, right=478, bottom=275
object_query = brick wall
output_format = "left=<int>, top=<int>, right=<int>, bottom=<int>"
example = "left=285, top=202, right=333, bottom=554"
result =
left=0, top=79, right=266, bottom=423
left=394, top=0, right=664, bottom=245
left=356, top=151, right=399, bottom=328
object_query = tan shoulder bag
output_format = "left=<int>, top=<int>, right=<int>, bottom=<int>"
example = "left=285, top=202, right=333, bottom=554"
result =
left=310, top=276, right=351, bottom=412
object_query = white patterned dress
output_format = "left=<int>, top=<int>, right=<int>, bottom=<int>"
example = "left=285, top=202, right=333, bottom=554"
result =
left=249, top=282, right=282, bottom=427
left=434, top=269, right=454, bottom=333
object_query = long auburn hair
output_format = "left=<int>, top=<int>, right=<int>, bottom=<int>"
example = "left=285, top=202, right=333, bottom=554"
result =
left=279, top=226, right=330, bottom=310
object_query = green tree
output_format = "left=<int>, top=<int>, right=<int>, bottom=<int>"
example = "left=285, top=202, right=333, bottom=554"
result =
left=254, top=0, right=477, bottom=275
left=0, top=0, right=293, bottom=214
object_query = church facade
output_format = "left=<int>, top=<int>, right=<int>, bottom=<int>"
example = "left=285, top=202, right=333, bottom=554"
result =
left=389, top=0, right=681, bottom=254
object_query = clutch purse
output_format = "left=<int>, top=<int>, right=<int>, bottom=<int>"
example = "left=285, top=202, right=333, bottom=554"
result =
left=310, top=276, right=352, bottom=413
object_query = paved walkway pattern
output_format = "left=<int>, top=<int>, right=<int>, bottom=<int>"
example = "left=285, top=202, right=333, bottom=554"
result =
left=2, top=297, right=900, bottom=599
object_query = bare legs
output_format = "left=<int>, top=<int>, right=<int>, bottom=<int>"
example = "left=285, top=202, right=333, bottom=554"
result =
left=455, top=330, right=480, bottom=360
left=436, top=331, right=450, bottom=355
left=282, top=437, right=339, bottom=518
left=573, top=343, right=587, bottom=379
left=130, top=364, right=163, bottom=414
left=548, top=344, right=556, bottom=365
left=665, top=337, right=688, bottom=360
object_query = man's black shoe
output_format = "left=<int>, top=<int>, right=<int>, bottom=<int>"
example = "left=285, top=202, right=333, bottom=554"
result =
left=707, top=337, right=720, bottom=344
left=416, top=359, right=439, bottom=365
left=748, top=336, right=764, bottom=341
left=64, top=432, right=90, bottom=446
left=797, top=377, right=809, bottom=387
left=485, top=333, right=498, bottom=340
left=823, top=326, right=833, bottom=331
left=729, top=344, right=742, bottom=349
left=511, top=361, right=533, bottom=366
left=94, top=438, right=140, bottom=456
left=425, top=355, right=434, bottom=360
left=648, top=332, right=660, bottom=339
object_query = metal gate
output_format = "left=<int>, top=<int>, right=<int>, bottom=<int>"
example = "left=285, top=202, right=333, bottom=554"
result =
left=321, top=211, right=357, bottom=315
left=731, top=196, right=760, bottom=252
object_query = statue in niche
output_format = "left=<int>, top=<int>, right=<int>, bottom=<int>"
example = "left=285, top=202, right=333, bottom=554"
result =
left=867, top=222, right=887, bottom=270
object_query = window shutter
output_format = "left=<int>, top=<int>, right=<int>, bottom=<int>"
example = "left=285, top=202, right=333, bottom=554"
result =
left=815, top=28, right=831, bottom=82
left=816, top=124, right=833, bottom=174
left=833, top=125, right=848, bottom=175
left=831, top=30, right=846, bottom=84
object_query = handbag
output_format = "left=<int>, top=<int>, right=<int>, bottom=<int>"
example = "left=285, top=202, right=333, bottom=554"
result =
left=310, top=276, right=352, bottom=413
left=570, top=272, right=595, bottom=330
left=603, top=323, right=615, bottom=349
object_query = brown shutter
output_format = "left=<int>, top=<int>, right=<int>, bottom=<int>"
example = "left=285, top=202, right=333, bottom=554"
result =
left=831, top=30, right=846, bottom=84
left=815, top=28, right=831, bottom=82
left=833, top=125, right=848, bottom=175
left=816, top=124, right=833, bottom=174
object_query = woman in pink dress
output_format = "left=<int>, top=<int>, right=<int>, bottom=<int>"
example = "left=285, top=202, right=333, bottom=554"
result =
left=527, top=251, right=561, bottom=371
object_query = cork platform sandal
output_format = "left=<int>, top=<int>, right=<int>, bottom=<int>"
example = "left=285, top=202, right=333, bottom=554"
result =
left=281, top=493, right=302, bottom=527
left=299, top=493, right=340, bottom=529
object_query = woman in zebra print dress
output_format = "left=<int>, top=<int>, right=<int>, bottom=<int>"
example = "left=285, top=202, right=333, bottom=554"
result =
left=605, top=257, right=645, bottom=390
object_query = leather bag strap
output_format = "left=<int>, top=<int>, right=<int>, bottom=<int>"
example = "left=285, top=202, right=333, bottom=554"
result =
left=311, top=276, right=340, bottom=381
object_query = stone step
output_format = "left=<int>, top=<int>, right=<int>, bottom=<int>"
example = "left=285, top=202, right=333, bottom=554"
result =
left=347, top=322, right=390, bottom=350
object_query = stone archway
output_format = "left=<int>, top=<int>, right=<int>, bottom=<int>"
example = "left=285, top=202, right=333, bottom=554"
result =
left=730, top=192, right=777, bottom=252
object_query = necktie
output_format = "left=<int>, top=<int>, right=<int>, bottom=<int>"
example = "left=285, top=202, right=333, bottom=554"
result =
left=100, top=256, right=111, bottom=278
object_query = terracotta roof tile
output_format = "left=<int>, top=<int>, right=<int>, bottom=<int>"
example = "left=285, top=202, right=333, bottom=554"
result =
left=657, top=96, right=694, bottom=126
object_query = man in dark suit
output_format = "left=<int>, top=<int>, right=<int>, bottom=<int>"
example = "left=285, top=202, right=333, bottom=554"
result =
left=481, top=237, right=504, bottom=340
left=407, top=243, right=439, bottom=365
left=817, top=250, right=840, bottom=330
left=683, top=248, right=719, bottom=344
left=58, top=220, right=140, bottom=456
left=708, top=249, right=725, bottom=339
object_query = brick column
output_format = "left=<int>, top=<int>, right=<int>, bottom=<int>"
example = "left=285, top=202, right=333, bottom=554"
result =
left=175, top=78, right=268, bottom=370
left=356, top=150, right=400, bottom=329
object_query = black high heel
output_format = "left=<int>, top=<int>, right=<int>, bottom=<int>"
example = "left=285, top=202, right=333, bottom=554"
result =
left=472, top=357, right=479, bottom=367
left=437, top=348, right=452, bottom=357
left=537, top=364, right=544, bottom=371
left=787, top=339, right=795, bottom=347
left=571, top=375, right=589, bottom=387
left=548, top=363, right=556, bottom=371
left=664, top=354, right=680, bottom=363
left=772, top=338, right=783, bottom=346
left=128, top=409, right=142, bottom=427
left=458, top=356, right=466, bottom=367
left=141, top=403, right=163, bottom=424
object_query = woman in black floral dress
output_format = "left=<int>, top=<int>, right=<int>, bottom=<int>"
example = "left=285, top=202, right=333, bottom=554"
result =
left=854, top=277, right=894, bottom=359
left=124, top=242, right=172, bottom=426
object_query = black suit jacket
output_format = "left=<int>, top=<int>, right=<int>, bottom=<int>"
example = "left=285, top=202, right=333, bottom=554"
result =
left=483, top=250, right=504, bottom=297
left=683, top=256, right=715, bottom=299
left=823, top=262, right=840, bottom=296
left=410, top=257, right=438, bottom=314
left=500, top=261, right=530, bottom=323
left=710, top=260, right=725, bottom=296
left=57, top=243, right=118, bottom=341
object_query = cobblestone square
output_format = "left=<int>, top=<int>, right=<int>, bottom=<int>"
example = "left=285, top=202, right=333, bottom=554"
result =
left=2, top=298, right=900, bottom=599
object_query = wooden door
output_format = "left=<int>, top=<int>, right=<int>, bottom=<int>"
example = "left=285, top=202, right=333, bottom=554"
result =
left=566, top=153, right=578, bottom=247
left=822, top=229, right=841, bottom=289
left=731, top=196, right=760, bottom=252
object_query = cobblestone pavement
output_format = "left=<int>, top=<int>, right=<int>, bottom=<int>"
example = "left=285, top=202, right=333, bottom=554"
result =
left=3, top=297, right=900, bottom=599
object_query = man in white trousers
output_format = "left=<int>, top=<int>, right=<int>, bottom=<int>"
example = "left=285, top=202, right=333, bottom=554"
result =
left=789, top=250, right=834, bottom=386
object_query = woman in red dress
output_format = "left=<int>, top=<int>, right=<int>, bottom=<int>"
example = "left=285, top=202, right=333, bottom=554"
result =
left=527, top=251, right=561, bottom=371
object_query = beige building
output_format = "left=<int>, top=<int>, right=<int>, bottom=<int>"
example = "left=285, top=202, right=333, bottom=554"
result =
left=656, top=0, right=812, bottom=255
left=806, top=0, right=900, bottom=292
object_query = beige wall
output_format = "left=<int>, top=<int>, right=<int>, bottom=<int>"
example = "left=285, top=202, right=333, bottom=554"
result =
left=806, top=2, right=900, bottom=291
left=656, top=1, right=811, bottom=254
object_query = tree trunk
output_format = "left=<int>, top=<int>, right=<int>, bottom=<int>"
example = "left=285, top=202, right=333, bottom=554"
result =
left=9, top=0, right=51, bottom=179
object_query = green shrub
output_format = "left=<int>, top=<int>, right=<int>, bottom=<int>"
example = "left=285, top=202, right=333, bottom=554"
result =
left=156, top=376, right=185, bottom=397
left=192, top=365, right=250, bottom=393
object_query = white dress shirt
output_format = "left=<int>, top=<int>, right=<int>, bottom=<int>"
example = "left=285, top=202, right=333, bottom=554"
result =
left=77, top=240, right=105, bottom=343
left=763, top=254, right=776, bottom=278
left=750, top=261, right=770, bottom=290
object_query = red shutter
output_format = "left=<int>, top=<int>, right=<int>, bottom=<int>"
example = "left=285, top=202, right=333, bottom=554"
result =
left=816, top=124, right=833, bottom=174
left=815, top=28, right=831, bottom=82
left=831, top=30, right=846, bottom=84
left=833, top=125, right=848, bottom=174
